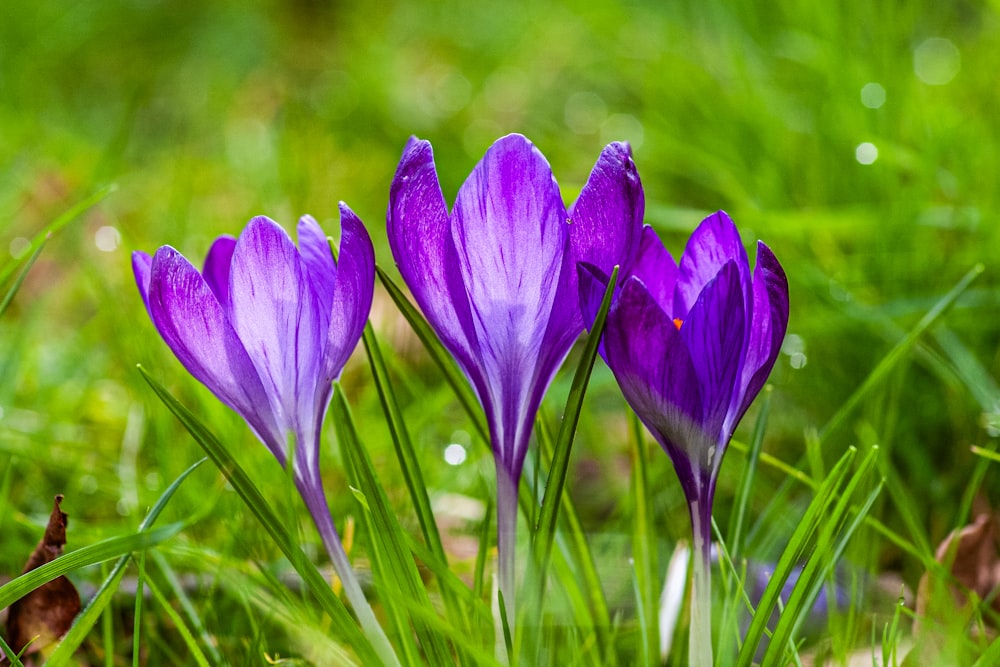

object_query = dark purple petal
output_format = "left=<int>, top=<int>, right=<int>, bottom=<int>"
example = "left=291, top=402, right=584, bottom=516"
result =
left=146, top=246, right=284, bottom=459
left=675, top=211, right=750, bottom=318
left=325, top=202, right=374, bottom=379
left=605, top=278, right=707, bottom=461
left=296, top=215, right=337, bottom=325
left=681, top=261, right=747, bottom=445
left=568, top=141, right=644, bottom=278
left=630, top=225, right=679, bottom=314
left=577, top=262, right=611, bottom=334
left=132, top=251, right=153, bottom=313
left=202, top=235, right=237, bottom=311
left=732, top=242, right=789, bottom=426
left=451, top=134, right=569, bottom=468
left=228, top=216, right=326, bottom=467
left=387, top=137, right=482, bottom=387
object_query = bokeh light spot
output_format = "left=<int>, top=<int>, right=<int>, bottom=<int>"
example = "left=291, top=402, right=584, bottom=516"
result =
left=914, top=38, right=960, bottom=85
left=855, top=142, right=878, bottom=165
left=95, top=225, right=121, bottom=252
left=444, top=443, right=467, bottom=466
left=860, top=82, right=886, bottom=109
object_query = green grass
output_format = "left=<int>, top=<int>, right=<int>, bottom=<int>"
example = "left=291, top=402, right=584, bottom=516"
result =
left=2, top=0, right=1000, bottom=664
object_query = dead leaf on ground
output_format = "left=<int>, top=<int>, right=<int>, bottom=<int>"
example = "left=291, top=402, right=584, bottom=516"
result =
left=907, top=510, right=1000, bottom=666
left=4, top=495, right=82, bottom=663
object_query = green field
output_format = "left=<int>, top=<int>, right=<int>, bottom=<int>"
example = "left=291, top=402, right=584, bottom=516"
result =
left=2, top=1, right=999, bottom=664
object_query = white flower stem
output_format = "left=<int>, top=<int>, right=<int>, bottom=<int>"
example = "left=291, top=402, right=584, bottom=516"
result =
left=689, top=499, right=713, bottom=667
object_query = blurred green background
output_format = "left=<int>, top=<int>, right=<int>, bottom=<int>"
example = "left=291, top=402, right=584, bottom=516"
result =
left=1, top=0, right=999, bottom=659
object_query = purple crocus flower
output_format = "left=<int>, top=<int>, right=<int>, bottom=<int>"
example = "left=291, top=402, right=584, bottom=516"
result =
left=132, top=207, right=394, bottom=660
left=580, top=211, right=788, bottom=666
left=387, top=134, right=643, bottom=615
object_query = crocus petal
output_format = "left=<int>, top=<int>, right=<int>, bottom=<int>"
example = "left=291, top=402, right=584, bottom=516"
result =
left=450, top=134, right=568, bottom=470
left=296, top=214, right=337, bottom=326
left=630, top=225, right=680, bottom=314
left=732, top=242, right=789, bottom=425
left=547, top=141, right=644, bottom=361
left=577, top=262, right=612, bottom=335
left=132, top=251, right=153, bottom=313
left=680, top=261, right=746, bottom=447
left=202, top=235, right=237, bottom=310
left=568, top=141, right=644, bottom=277
left=387, top=137, right=481, bottom=386
left=325, top=202, right=374, bottom=380
left=675, top=211, right=750, bottom=318
left=228, top=216, right=326, bottom=466
left=145, top=246, right=284, bottom=459
left=605, top=277, right=707, bottom=464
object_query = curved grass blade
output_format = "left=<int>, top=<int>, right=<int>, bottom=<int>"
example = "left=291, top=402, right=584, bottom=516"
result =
left=149, top=550, right=224, bottom=665
left=145, top=575, right=213, bottom=667
left=0, top=238, right=47, bottom=318
left=46, top=458, right=205, bottom=666
left=0, top=184, right=116, bottom=286
left=137, top=365, right=384, bottom=666
left=376, top=265, right=488, bottom=442
left=629, top=413, right=657, bottom=667
left=331, top=387, right=454, bottom=665
left=531, top=266, right=618, bottom=592
left=735, top=446, right=857, bottom=666
left=762, top=448, right=882, bottom=666
left=727, top=387, right=771, bottom=559
left=819, top=263, right=984, bottom=443
left=0, top=524, right=182, bottom=611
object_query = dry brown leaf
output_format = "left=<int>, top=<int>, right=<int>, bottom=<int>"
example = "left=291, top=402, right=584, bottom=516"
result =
left=5, top=495, right=82, bottom=661
left=907, top=511, right=1000, bottom=666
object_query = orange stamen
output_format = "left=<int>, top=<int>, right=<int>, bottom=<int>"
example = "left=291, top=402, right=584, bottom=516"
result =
left=673, top=318, right=683, bottom=330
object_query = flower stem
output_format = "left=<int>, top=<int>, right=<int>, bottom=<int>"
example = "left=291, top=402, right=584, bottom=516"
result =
left=298, top=473, right=400, bottom=667
left=495, top=464, right=518, bottom=658
left=688, top=499, right=713, bottom=667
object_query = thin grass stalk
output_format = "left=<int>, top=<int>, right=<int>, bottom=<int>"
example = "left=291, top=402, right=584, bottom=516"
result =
left=137, top=367, right=391, bottom=666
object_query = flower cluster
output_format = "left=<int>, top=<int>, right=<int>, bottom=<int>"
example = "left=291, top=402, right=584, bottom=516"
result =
left=134, top=133, right=788, bottom=664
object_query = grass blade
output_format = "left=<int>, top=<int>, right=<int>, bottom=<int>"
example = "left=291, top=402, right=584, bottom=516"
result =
left=376, top=265, right=488, bottom=441
left=0, top=184, right=116, bottom=286
left=136, top=365, right=382, bottom=665
left=736, top=446, right=858, bottom=666
left=818, top=263, right=984, bottom=443
left=531, top=266, right=618, bottom=595
left=0, top=238, right=47, bottom=318
left=629, top=413, right=657, bottom=667
left=0, top=524, right=182, bottom=611
left=762, top=448, right=882, bottom=665
left=45, top=458, right=205, bottom=666
left=331, top=387, right=454, bottom=665
left=727, top=388, right=771, bottom=559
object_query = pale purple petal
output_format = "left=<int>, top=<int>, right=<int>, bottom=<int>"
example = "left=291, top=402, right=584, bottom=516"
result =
left=228, top=216, right=325, bottom=467
left=202, top=235, right=237, bottom=310
left=132, top=251, right=153, bottom=314
left=297, top=215, right=337, bottom=325
left=387, top=137, right=482, bottom=387
left=325, top=202, right=374, bottom=379
left=681, top=261, right=746, bottom=445
left=450, top=133, right=568, bottom=469
left=145, top=246, right=284, bottom=460
left=675, top=211, right=750, bottom=317
left=630, top=225, right=679, bottom=314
